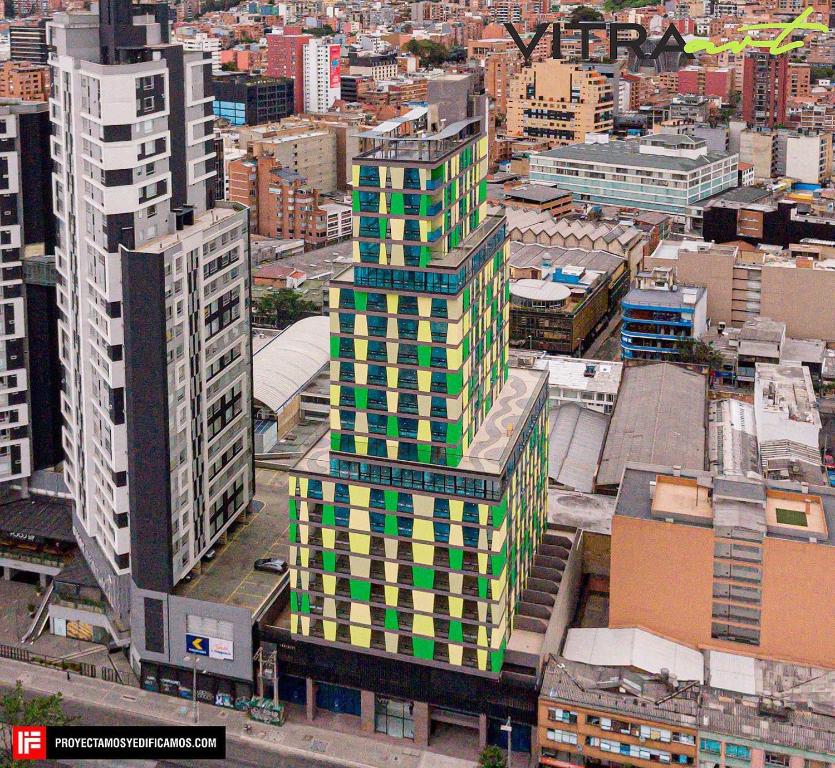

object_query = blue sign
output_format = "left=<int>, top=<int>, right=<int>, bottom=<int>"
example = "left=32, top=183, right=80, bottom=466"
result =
left=186, top=634, right=209, bottom=656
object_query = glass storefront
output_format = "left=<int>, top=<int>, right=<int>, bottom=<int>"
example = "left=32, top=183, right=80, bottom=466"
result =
left=375, top=696, right=414, bottom=739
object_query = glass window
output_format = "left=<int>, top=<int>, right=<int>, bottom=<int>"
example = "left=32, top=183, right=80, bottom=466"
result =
left=374, top=697, right=414, bottom=740
left=700, top=740, right=721, bottom=755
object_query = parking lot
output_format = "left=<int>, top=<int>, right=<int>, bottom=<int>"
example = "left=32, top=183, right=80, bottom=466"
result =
left=173, top=467, right=290, bottom=615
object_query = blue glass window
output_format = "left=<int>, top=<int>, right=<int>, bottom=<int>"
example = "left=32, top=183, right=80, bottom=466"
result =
left=368, top=413, right=387, bottom=434
left=399, top=394, right=418, bottom=414
left=370, top=512, right=385, bottom=533
left=367, top=389, right=386, bottom=411
left=404, top=220, right=421, bottom=241
left=339, top=289, right=355, bottom=309
left=367, top=293, right=387, bottom=311
left=368, top=438, right=387, bottom=457
left=359, top=241, right=381, bottom=263
left=338, top=338, right=354, bottom=359
left=404, top=167, right=420, bottom=189
left=397, top=516, right=413, bottom=537
left=398, top=319, right=418, bottom=340
left=340, top=410, right=355, bottom=431
left=359, top=166, right=380, bottom=186
left=399, top=296, right=418, bottom=315
left=368, top=365, right=387, bottom=386
left=368, top=341, right=387, bottom=361
left=431, top=298, right=448, bottom=318
left=463, top=502, right=479, bottom=523
left=307, top=480, right=322, bottom=500
left=398, top=345, right=418, bottom=365
left=334, top=506, right=350, bottom=527
left=430, top=373, right=447, bottom=393
left=398, top=369, right=418, bottom=390
left=430, top=347, right=446, bottom=367
left=340, top=362, right=355, bottom=383
left=367, top=316, right=387, bottom=337
left=430, top=322, right=447, bottom=343
left=404, top=245, right=421, bottom=267
left=434, top=522, right=450, bottom=543
left=339, top=388, right=355, bottom=407
left=397, top=493, right=413, bottom=513
left=398, top=418, right=417, bottom=439
left=434, top=498, right=450, bottom=519
left=430, top=397, right=447, bottom=418
left=463, top=526, right=479, bottom=547
left=370, top=489, right=385, bottom=509
left=398, top=442, right=418, bottom=461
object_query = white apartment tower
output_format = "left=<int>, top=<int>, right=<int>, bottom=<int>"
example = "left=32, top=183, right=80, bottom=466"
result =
left=0, top=102, right=54, bottom=489
left=302, top=39, right=341, bottom=113
left=48, top=0, right=253, bottom=621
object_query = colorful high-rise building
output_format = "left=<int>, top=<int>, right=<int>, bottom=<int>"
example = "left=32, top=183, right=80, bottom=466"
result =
left=287, top=108, right=549, bottom=690
left=742, top=51, right=788, bottom=128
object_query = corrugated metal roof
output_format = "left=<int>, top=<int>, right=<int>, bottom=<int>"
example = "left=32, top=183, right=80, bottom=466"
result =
left=253, top=316, right=330, bottom=413
left=597, top=363, right=706, bottom=488
left=549, top=403, right=608, bottom=493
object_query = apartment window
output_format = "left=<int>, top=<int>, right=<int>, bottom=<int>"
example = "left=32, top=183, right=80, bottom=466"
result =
left=725, top=744, right=751, bottom=761
left=700, top=739, right=721, bottom=754
left=547, top=708, right=578, bottom=724
left=764, top=753, right=790, bottom=767
left=547, top=728, right=578, bottom=745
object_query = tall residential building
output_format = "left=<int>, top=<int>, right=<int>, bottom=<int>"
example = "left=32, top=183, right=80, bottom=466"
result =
left=610, top=467, right=834, bottom=668
left=283, top=112, right=549, bottom=732
left=49, top=0, right=253, bottom=624
left=0, top=61, right=50, bottom=101
left=506, top=60, right=613, bottom=148
left=302, top=39, right=341, bottom=114
left=0, top=101, right=54, bottom=490
left=9, top=22, right=48, bottom=64
left=742, top=52, right=788, bottom=128
left=265, top=29, right=311, bottom=113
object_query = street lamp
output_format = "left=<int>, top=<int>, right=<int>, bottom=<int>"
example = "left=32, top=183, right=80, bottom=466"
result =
left=184, top=654, right=206, bottom=724
left=500, top=716, right=512, bottom=768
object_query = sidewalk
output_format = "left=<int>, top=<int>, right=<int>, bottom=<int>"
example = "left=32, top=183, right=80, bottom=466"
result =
left=0, top=657, right=476, bottom=768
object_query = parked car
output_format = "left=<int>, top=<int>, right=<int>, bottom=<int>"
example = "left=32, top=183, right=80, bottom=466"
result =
left=254, top=558, right=287, bottom=574
left=202, top=548, right=216, bottom=562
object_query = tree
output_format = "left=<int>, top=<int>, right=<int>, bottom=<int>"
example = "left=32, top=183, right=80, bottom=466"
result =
left=254, top=288, right=318, bottom=329
left=404, top=39, right=450, bottom=67
left=220, top=61, right=238, bottom=71
left=0, top=682, right=74, bottom=767
left=570, top=5, right=604, bottom=22
left=811, top=64, right=835, bottom=81
left=303, top=24, right=334, bottom=37
left=478, top=745, right=506, bottom=768
left=674, top=337, right=724, bottom=373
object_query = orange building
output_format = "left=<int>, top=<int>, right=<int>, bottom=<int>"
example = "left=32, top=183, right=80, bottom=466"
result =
left=0, top=61, right=50, bottom=102
left=507, top=59, right=613, bottom=148
left=609, top=467, right=835, bottom=669
left=484, top=50, right=520, bottom=113
left=788, top=63, right=811, bottom=98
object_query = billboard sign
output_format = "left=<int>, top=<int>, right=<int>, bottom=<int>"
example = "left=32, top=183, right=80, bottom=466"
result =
left=329, top=45, right=341, bottom=88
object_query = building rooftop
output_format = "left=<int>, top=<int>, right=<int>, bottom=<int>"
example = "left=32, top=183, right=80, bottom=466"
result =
left=509, top=242, right=626, bottom=277
left=548, top=403, right=608, bottom=494
left=534, top=356, right=623, bottom=396
left=540, top=646, right=835, bottom=755
left=616, top=465, right=835, bottom=545
left=505, top=184, right=571, bottom=204
left=252, top=316, right=330, bottom=414
left=536, top=135, right=733, bottom=173
left=294, top=365, right=548, bottom=481
left=623, top=284, right=706, bottom=309
left=596, top=364, right=707, bottom=488
left=509, top=279, right=572, bottom=303
left=754, top=362, right=821, bottom=445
